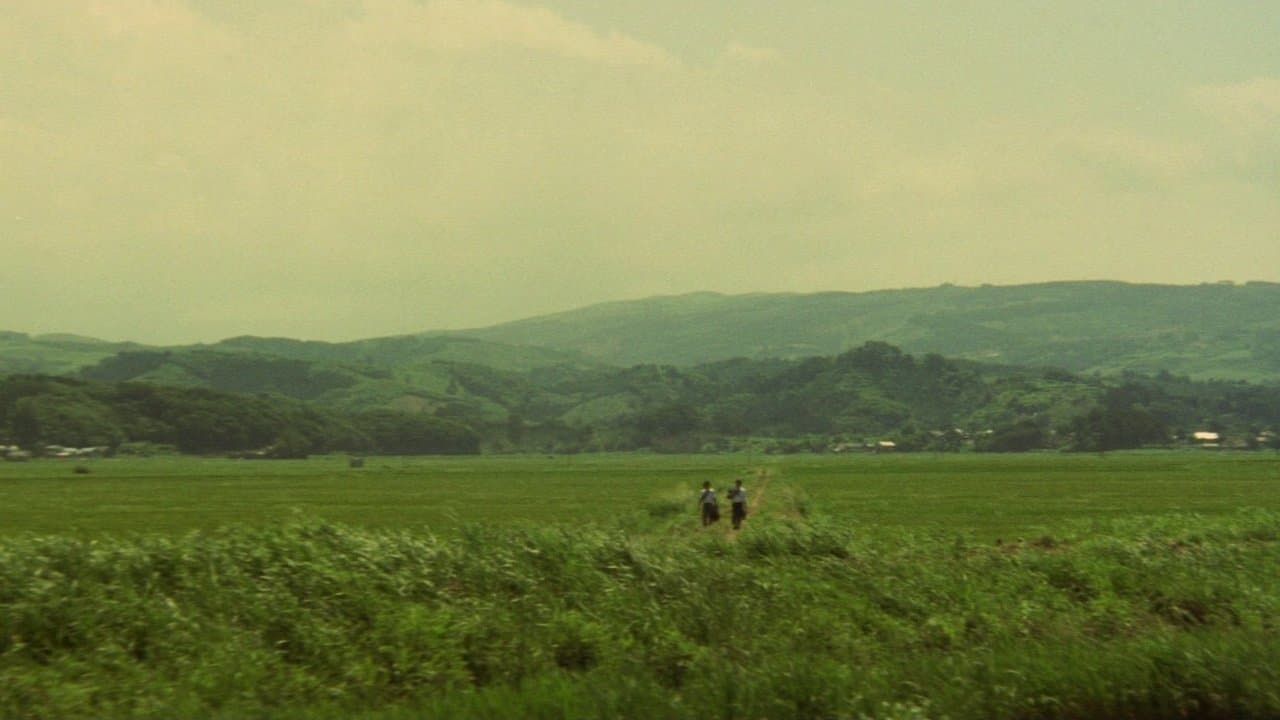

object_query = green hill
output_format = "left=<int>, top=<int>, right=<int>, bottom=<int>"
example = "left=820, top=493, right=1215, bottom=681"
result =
left=8, top=281, right=1280, bottom=455
left=10, top=281, right=1280, bottom=383
left=6, top=333, right=601, bottom=424
left=0, top=332, right=146, bottom=376
left=72, top=332, right=608, bottom=427
left=2, top=330, right=599, bottom=380
left=0, top=375, right=479, bottom=456
left=204, top=334, right=598, bottom=373
left=77, top=349, right=521, bottom=429
left=454, top=281, right=1280, bottom=382
left=12, top=340, right=1280, bottom=455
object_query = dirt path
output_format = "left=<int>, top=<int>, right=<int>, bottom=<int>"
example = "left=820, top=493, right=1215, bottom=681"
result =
left=749, top=467, right=771, bottom=516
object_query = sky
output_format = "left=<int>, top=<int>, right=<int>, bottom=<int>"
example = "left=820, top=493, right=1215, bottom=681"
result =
left=4, top=1, right=1279, bottom=344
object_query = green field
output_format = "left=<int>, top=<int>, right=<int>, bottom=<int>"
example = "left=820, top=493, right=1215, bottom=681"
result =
left=2, top=452, right=1277, bottom=538
left=3, top=452, right=1280, bottom=719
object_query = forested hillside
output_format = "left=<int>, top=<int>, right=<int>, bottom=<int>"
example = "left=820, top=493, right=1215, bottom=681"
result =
left=8, top=280, right=1280, bottom=457
left=0, top=376, right=479, bottom=457
left=3, top=331, right=596, bottom=381
left=0, top=332, right=142, bottom=376
left=7, top=342, right=1279, bottom=457
left=78, top=349, right=524, bottom=429
left=454, top=281, right=1280, bottom=381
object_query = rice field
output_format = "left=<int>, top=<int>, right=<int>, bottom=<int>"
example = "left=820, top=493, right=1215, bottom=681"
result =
left=0, top=451, right=1277, bottom=538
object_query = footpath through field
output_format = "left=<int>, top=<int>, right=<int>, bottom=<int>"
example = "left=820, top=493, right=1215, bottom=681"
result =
left=709, top=466, right=787, bottom=540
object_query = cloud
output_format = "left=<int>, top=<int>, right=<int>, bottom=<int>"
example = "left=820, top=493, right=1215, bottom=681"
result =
left=347, top=0, right=678, bottom=68
left=0, top=0, right=693, bottom=342
left=1055, top=129, right=1204, bottom=183
left=721, top=42, right=780, bottom=66
left=860, top=152, right=984, bottom=198
left=1186, top=78, right=1280, bottom=181
left=82, top=0, right=211, bottom=38
left=1189, top=77, right=1280, bottom=131
left=4, top=2, right=1280, bottom=343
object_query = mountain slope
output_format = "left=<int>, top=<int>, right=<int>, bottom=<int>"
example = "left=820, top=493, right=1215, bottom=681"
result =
left=10, top=281, right=1280, bottom=384
left=455, top=281, right=1280, bottom=381
left=0, top=374, right=479, bottom=456
left=3, top=330, right=600, bottom=381
left=30, top=341, right=1280, bottom=455
left=204, top=334, right=599, bottom=373
left=0, top=332, right=146, bottom=376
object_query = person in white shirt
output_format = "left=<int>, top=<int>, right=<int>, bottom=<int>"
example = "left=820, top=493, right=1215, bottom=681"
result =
left=729, top=478, right=748, bottom=529
left=699, top=481, right=719, bottom=526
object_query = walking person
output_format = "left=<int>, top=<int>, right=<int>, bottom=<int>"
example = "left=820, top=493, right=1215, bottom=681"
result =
left=729, top=478, right=748, bottom=529
left=699, top=481, right=720, bottom=526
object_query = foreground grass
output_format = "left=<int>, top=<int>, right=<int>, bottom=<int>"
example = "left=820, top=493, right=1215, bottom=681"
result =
left=3, top=500, right=1279, bottom=719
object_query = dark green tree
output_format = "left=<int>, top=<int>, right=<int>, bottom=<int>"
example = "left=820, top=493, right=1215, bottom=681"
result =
left=11, top=397, right=40, bottom=449
left=975, top=420, right=1046, bottom=452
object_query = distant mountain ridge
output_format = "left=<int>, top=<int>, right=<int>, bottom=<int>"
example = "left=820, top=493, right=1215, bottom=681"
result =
left=0, top=332, right=145, bottom=376
left=6, top=281, right=1280, bottom=383
left=451, top=281, right=1280, bottom=382
left=0, top=332, right=598, bottom=378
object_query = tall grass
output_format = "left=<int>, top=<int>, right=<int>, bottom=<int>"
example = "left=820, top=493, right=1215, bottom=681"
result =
left=2, top=508, right=1278, bottom=718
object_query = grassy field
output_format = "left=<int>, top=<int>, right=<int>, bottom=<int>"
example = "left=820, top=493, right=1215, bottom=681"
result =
left=1, top=451, right=1277, bottom=538
left=3, top=452, right=1280, bottom=719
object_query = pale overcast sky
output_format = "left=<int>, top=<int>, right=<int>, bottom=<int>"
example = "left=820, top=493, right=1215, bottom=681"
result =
left=4, top=1, right=1278, bottom=343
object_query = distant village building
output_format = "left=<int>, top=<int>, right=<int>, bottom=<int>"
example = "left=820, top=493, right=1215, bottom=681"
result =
left=40, top=445, right=108, bottom=458
left=1191, top=431, right=1221, bottom=448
